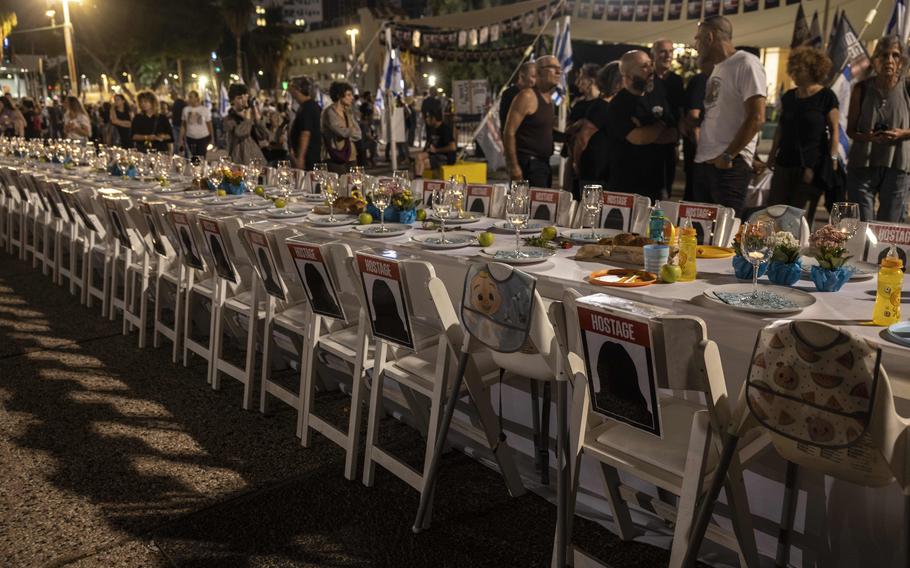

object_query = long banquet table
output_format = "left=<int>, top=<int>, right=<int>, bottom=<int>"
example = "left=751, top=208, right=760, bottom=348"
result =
left=26, top=165, right=910, bottom=567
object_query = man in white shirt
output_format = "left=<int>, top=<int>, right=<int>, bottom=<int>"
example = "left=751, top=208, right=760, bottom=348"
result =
left=178, top=90, right=214, bottom=159
left=693, top=16, right=767, bottom=215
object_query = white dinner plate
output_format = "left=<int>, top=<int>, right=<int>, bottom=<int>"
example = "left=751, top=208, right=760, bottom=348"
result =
left=199, top=194, right=244, bottom=205
left=800, top=257, right=875, bottom=281
left=306, top=214, right=357, bottom=226
left=352, top=223, right=412, bottom=238
left=490, top=220, right=549, bottom=234
left=410, top=231, right=476, bottom=249
left=182, top=190, right=211, bottom=198
left=702, top=283, right=816, bottom=314
left=429, top=213, right=482, bottom=224
left=479, top=246, right=555, bottom=265
left=233, top=200, right=273, bottom=211
left=299, top=193, right=327, bottom=202
left=565, top=229, right=620, bottom=243
left=266, top=207, right=311, bottom=219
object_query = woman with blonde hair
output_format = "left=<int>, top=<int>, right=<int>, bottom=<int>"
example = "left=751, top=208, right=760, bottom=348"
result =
left=62, top=96, right=91, bottom=140
left=130, top=90, right=173, bottom=153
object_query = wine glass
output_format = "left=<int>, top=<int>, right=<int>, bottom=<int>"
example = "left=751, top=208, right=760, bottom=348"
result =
left=322, top=173, right=339, bottom=222
left=506, top=183, right=531, bottom=258
left=372, top=178, right=394, bottom=232
left=348, top=165, right=364, bottom=196
left=831, top=202, right=860, bottom=239
left=207, top=160, right=224, bottom=190
left=276, top=161, right=292, bottom=212
left=430, top=183, right=454, bottom=244
left=741, top=220, right=774, bottom=298
left=582, top=184, right=604, bottom=239
left=393, top=169, right=410, bottom=195
left=448, top=174, right=466, bottom=218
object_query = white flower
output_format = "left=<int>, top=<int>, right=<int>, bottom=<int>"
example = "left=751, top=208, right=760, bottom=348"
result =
left=769, top=231, right=798, bottom=249
left=651, top=105, right=664, bottom=117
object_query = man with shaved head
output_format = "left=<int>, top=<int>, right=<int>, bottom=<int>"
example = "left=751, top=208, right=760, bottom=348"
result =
left=649, top=39, right=685, bottom=197
left=499, top=61, right=536, bottom=132
left=603, top=50, right=677, bottom=200
left=504, top=55, right=561, bottom=186
left=693, top=15, right=767, bottom=215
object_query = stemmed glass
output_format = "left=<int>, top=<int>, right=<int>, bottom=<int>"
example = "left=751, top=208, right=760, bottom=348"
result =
left=312, top=162, right=328, bottom=193
left=322, top=173, right=339, bottom=222
left=207, top=160, right=224, bottom=190
left=372, top=178, right=394, bottom=232
left=276, top=160, right=292, bottom=212
left=248, top=156, right=265, bottom=189
left=393, top=169, right=410, bottom=195
left=582, top=184, right=604, bottom=239
left=349, top=165, right=364, bottom=195
left=243, top=164, right=260, bottom=197
left=831, top=202, right=860, bottom=239
left=430, top=183, right=454, bottom=244
left=741, top=220, right=774, bottom=298
left=506, top=181, right=531, bottom=258
left=448, top=174, right=466, bottom=218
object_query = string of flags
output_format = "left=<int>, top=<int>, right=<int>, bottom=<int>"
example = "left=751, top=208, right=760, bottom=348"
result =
left=389, top=0, right=815, bottom=49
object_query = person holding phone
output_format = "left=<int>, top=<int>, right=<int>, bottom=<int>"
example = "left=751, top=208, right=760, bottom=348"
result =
left=222, top=83, right=267, bottom=165
left=846, top=35, right=910, bottom=222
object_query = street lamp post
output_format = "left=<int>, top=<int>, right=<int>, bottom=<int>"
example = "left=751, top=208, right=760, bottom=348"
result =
left=345, top=28, right=359, bottom=62
left=61, top=0, right=78, bottom=96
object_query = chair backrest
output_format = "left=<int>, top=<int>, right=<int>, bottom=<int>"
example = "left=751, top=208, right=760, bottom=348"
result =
left=663, top=201, right=735, bottom=246
left=137, top=199, right=175, bottom=258
left=47, top=181, right=77, bottom=225
left=573, top=191, right=651, bottom=232
left=747, top=205, right=810, bottom=246
left=285, top=237, right=348, bottom=321
left=1, top=167, right=30, bottom=203
left=239, top=223, right=295, bottom=301
left=100, top=191, right=138, bottom=251
left=848, top=221, right=910, bottom=266
left=418, top=179, right=446, bottom=209
left=463, top=183, right=503, bottom=218
left=168, top=208, right=208, bottom=271
left=529, top=187, right=574, bottom=227
left=198, top=212, right=246, bottom=285
left=353, top=250, right=416, bottom=349
left=741, top=320, right=903, bottom=487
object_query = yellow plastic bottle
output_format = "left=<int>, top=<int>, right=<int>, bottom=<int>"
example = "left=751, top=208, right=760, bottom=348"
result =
left=679, top=219, right=697, bottom=282
left=873, top=246, right=904, bottom=326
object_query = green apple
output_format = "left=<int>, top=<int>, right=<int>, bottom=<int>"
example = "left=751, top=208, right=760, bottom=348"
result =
left=358, top=212, right=373, bottom=225
left=216, top=189, right=227, bottom=197
left=416, top=208, right=428, bottom=221
left=477, top=231, right=494, bottom=247
left=659, top=263, right=681, bottom=283
left=540, top=226, right=558, bottom=241
left=273, top=198, right=286, bottom=209
left=254, top=185, right=265, bottom=196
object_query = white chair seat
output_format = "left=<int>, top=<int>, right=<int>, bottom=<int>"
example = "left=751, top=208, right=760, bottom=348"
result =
left=590, top=396, right=715, bottom=479
left=492, top=351, right=552, bottom=382
left=273, top=303, right=308, bottom=333
left=191, top=277, right=217, bottom=294
left=320, top=326, right=370, bottom=361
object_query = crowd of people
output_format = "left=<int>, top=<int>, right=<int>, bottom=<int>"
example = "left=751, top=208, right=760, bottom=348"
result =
left=503, top=15, right=910, bottom=223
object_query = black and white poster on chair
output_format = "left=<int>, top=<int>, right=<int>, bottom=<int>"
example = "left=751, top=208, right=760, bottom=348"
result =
left=530, top=189, right=558, bottom=222
left=356, top=252, right=413, bottom=349
left=862, top=222, right=910, bottom=266
left=577, top=304, right=662, bottom=437
left=200, top=219, right=237, bottom=283
left=288, top=242, right=345, bottom=321
left=248, top=232, right=285, bottom=300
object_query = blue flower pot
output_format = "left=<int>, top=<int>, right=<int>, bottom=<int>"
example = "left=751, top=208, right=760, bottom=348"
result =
left=398, top=208, right=416, bottom=224
left=221, top=181, right=246, bottom=195
left=109, top=164, right=122, bottom=176
left=126, top=165, right=138, bottom=179
left=767, top=259, right=802, bottom=286
left=366, top=204, right=399, bottom=222
left=810, top=265, right=853, bottom=292
left=732, top=254, right=768, bottom=280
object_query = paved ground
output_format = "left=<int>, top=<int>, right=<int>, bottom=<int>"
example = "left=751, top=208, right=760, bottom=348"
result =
left=0, top=251, right=689, bottom=567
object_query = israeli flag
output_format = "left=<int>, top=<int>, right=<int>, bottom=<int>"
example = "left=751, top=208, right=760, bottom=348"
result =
left=552, top=16, right=573, bottom=104
left=219, top=83, right=229, bottom=117
left=886, top=0, right=910, bottom=42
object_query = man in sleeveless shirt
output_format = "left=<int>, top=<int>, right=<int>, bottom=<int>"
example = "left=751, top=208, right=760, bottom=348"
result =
left=504, top=55, right=560, bottom=188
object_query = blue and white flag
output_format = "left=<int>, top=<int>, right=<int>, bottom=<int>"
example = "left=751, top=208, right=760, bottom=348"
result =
left=203, top=87, right=212, bottom=110
left=828, top=13, right=870, bottom=163
left=885, top=0, right=910, bottom=42
left=219, top=83, right=229, bottom=117
left=552, top=16, right=573, bottom=105
left=381, top=28, right=404, bottom=97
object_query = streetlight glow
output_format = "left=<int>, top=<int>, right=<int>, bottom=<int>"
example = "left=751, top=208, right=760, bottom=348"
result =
left=198, top=75, right=208, bottom=89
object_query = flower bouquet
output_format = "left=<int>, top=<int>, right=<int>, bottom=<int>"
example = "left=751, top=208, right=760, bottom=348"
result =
left=766, top=231, right=802, bottom=286
left=806, top=224, right=853, bottom=292
left=219, top=167, right=246, bottom=195
left=364, top=180, right=419, bottom=223
left=732, top=227, right=768, bottom=280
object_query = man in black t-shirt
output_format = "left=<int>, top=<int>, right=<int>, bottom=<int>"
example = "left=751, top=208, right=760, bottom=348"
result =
left=649, top=40, right=684, bottom=198
left=499, top=62, right=536, bottom=133
left=414, top=110, right=456, bottom=177
left=681, top=70, right=710, bottom=201
left=288, top=76, right=322, bottom=171
left=171, top=91, right=187, bottom=156
left=605, top=50, right=678, bottom=201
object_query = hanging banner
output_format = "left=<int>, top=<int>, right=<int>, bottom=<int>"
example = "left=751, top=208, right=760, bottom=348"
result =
left=668, top=0, right=682, bottom=19
left=621, top=0, right=636, bottom=20
left=607, top=0, right=622, bottom=20
left=704, top=0, right=720, bottom=17
left=651, top=0, right=666, bottom=20
left=579, top=0, right=593, bottom=18
left=722, top=0, right=739, bottom=14
left=593, top=0, right=607, bottom=19
left=744, top=0, right=759, bottom=11
left=687, top=0, right=703, bottom=19
left=635, top=0, right=651, bottom=20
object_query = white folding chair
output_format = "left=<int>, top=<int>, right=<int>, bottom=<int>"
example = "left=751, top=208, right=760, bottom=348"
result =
left=747, top=204, right=810, bottom=246
left=685, top=320, right=910, bottom=568
left=848, top=220, right=910, bottom=267
left=2, top=167, right=31, bottom=260
left=239, top=222, right=308, bottom=415
left=46, top=180, right=80, bottom=293
left=571, top=190, right=651, bottom=233
left=663, top=201, right=736, bottom=246
left=528, top=187, right=575, bottom=226
left=555, top=290, right=763, bottom=568
left=203, top=212, right=266, bottom=410
left=142, top=200, right=184, bottom=362
left=114, top=196, right=158, bottom=347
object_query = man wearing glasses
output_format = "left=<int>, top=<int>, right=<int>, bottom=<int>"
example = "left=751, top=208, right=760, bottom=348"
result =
left=504, top=55, right=561, bottom=188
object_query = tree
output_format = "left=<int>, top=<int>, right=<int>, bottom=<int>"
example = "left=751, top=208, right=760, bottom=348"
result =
left=219, top=0, right=254, bottom=80
left=0, top=12, right=17, bottom=62
left=247, top=7, right=291, bottom=95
